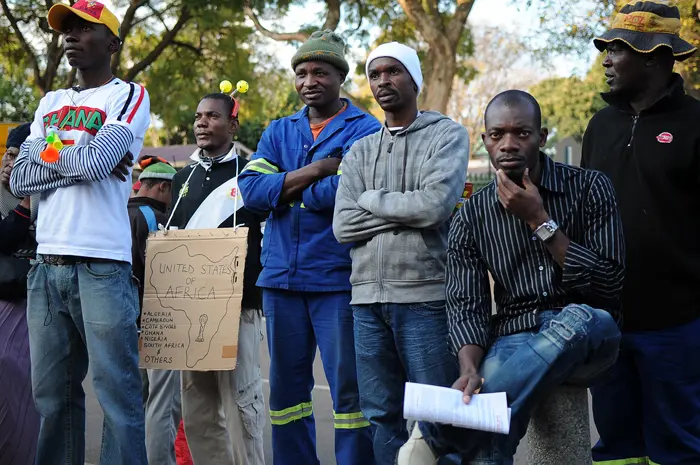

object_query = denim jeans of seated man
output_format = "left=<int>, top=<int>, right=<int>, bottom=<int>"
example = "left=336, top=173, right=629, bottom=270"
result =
left=353, top=301, right=461, bottom=465
left=420, top=304, right=621, bottom=465
left=26, top=258, right=147, bottom=465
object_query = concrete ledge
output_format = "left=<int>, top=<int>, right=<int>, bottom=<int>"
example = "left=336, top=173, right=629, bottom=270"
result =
left=524, top=386, right=591, bottom=464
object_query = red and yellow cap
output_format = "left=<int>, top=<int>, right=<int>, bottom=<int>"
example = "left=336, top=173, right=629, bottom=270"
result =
left=48, top=0, right=121, bottom=38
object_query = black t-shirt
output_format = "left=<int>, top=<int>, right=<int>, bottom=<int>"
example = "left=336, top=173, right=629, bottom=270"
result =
left=170, top=155, right=264, bottom=310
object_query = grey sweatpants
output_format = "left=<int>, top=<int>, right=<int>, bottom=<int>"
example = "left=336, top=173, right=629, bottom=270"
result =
left=142, top=368, right=182, bottom=465
left=181, top=308, right=265, bottom=465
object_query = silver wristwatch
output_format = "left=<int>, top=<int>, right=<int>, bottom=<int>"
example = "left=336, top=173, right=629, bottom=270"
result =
left=534, top=220, right=558, bottom=242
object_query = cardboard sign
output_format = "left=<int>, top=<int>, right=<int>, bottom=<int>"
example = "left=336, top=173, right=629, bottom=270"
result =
left=139, top=227, right=249, bottom=371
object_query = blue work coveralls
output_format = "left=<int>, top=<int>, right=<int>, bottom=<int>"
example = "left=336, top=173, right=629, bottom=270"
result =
left=238, top=99, right=381, bottom=465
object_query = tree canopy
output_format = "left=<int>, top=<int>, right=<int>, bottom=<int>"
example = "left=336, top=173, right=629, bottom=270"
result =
left=449, top=26, right=538, bottom=156
left=243, top=0, right=478, bottom=112
left=1, top=0, right=698, bottom=150
left=530, top=56, right=607, bottom=143
left=0, top=0, right=255, bottom=118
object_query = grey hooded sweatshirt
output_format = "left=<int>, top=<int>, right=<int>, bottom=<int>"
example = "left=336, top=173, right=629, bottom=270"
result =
left=333, top=111, right=470, bottom=305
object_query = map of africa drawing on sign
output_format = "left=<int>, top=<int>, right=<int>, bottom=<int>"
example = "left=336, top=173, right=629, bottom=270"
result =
left=139, top=228, right=249, bottom=371
left=150, top=245, right=237, bottom=367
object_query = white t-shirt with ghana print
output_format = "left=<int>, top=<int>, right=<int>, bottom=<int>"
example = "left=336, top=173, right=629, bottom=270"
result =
left=26, top=78, right=151, bottom=263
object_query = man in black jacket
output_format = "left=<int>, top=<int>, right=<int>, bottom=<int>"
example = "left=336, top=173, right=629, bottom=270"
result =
left=581, top=2, right=700, bottom=464
left=127, top=156, right=180, bottom=465
left=1, top=124, right=34, bottom=264
left=0, top=122, right=39, bottom=465
left=169, top=93, right=265, bottom=465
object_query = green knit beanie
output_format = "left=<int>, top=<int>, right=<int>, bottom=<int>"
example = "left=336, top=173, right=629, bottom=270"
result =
left=139, top=161, right=177, bottom=181
left=291, top=30, right=349, bottom=75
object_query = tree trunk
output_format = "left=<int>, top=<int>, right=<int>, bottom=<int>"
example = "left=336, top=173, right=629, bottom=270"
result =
left=419, top=47, right=457, bottom=112
left=123, top=7, right=191, bottom=82
left=396, top=0, right=473, bottom=114
left=244, top=0, right=370, bottom=112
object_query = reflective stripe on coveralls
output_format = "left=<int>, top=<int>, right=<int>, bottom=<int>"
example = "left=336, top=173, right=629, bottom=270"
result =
left=269, top=401, right=313, bottom=426
left=332, top=410, right=370, bottom=429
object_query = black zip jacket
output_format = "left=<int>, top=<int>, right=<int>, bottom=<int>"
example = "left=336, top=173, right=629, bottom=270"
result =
left=0, top=204, right=34, bottom=300
left=169, top=154, right=264, bottom=310
left=0, top=204, right=31, bottom=256
left=581, top=73, right=700, bottom=332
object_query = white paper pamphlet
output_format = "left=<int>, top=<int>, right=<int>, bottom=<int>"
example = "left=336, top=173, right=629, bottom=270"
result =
left=403, top=382, right=512, bottom=435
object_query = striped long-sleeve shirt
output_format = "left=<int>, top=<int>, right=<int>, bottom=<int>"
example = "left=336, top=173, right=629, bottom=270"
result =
left=447, top=153, right=625, bottom=353
left=11, top=124, right=134, bottom=197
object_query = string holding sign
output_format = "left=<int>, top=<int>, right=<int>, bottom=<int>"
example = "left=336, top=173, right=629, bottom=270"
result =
left=163, top=78, right=252, bottom=234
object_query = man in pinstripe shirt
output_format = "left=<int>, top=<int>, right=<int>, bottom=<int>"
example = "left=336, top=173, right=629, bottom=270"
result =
left=399, top=91, right=625, bottom=465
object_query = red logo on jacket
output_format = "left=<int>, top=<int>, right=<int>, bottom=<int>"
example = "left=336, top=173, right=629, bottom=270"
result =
left=656, top=132, right=673, bottom=144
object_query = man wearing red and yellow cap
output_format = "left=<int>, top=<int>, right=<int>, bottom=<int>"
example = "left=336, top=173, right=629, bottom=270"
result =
left=9, top=1, right=151, bottom=464
left=582, top=1, right=700, bottom=464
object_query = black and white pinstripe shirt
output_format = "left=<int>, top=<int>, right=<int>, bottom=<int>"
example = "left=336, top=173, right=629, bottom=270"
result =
left=446, top=154, right=625, bottom=352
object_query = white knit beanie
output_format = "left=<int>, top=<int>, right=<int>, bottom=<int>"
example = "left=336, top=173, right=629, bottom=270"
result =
left=366, top=42, right=424, bottom=95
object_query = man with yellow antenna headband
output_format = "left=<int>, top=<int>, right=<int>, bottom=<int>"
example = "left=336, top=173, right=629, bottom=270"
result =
left=168, top=91, right=265, bottom=465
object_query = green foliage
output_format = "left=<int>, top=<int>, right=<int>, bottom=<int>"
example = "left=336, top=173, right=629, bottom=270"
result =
left=236, top=64, right=302, bottom=150
left=524, top=0, right=700, bottom=146
left=237, top=87, right=302, bottom=150
left=348, top=0, right=476, bottom=83
left=0, top=67, right=40, bottom=122
left=521, top=0, right=698, bottom=95
left=140, top=7, right=255, bottom=144
left=675, top=0, right=700, bottom=98
left=530, top=55, right=607, bottom=142
left=124, top=3, right=302, bottom=149
left=15, top=0, right=693, bottom=145
left=0, top=0, right=57, bottom=89
left=0, top=23, right=41, bottom=121
left=519, top=0, right=617, bottom=58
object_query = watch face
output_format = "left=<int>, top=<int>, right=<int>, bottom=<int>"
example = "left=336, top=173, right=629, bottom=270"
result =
left=535, top=221, right=557, bottom=242
left=536, top=227, right=553, bottom=242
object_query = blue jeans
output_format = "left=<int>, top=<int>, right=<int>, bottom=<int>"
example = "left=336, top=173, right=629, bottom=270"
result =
left=423, top=304, right=621, bottom=465
left=26, top=257, right=147, bottom=465
left=353, top=301, right=460, bottom=465
left=591, top=317, right=700, bottom=465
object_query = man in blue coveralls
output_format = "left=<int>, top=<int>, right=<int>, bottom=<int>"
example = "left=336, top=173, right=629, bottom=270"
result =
left=238, top=30, right=381, bottom=465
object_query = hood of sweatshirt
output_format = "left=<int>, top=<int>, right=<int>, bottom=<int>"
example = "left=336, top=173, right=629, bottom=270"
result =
left=369, top=111, right=453, bottom=193
left=386, top=110, right=450, bottom=134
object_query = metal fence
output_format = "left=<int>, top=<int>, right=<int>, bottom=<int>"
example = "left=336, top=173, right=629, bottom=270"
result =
left=467, top=172, right=495, bottom=195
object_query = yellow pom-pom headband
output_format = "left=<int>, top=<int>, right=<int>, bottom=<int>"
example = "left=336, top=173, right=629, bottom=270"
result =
left=219, top=79, right=249, bottom=118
